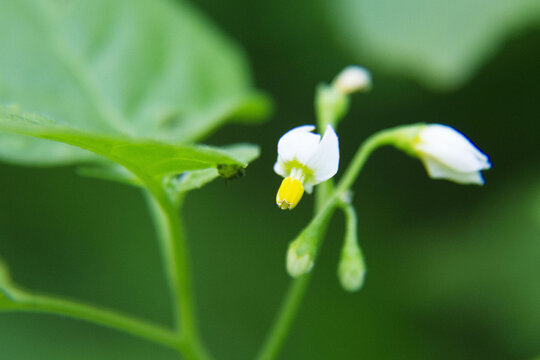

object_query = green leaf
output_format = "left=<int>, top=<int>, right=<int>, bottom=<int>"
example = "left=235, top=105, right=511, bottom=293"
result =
left=164, top=169, right=220, bottom=204
left=0, top=0, right=270, bottom=165
left=0, top=106, right=260, bottom=182
left=328, top=0, right=540, bottom=89
left=76, top=163, right=142, bottom=186
left=163, top=143, right=259, bottom=204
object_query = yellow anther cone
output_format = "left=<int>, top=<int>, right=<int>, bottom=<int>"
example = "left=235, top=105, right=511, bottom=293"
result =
left=276, top=177, right=304, bottom=210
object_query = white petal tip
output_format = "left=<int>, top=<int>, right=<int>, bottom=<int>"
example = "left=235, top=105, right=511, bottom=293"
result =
left=416, top=124, right=491, bottom=185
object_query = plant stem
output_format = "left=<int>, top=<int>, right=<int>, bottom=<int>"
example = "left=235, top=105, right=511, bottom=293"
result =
left=257, top=126, right=407, bottom=360
left=256, top=183, right=335, bottom=360
left=336, top=125, right=420, bottom=195
left=144, top=186, right=212, bottom=360
left=256, top=88, right=347, bottom=360
left=255, top=274, right=311, bottom=360
left=0, top=183, right=213, bottom=360
left=3, top=286, right=180, bottom=350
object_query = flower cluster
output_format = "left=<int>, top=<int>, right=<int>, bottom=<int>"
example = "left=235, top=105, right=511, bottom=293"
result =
left=273, top=66, right=491, bottom=292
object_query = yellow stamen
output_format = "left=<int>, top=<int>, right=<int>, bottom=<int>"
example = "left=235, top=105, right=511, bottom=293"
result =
left=276, top=177, right=304, bottom=210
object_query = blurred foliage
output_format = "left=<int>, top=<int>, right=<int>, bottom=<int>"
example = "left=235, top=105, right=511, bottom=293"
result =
left=0, top=0, right=539, bottom=359
left=0, top=106, right=260, bottom=183
left=0, top=0, right=268, bottom=165
left=329, top=0, right=540, bottom=89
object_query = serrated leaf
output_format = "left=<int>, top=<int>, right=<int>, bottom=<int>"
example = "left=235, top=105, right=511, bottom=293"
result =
left=329, top=0, right=540, bottom=89
left=0, top=0, right=270, bottom=164
left=0, top=106, right=260, bottom=182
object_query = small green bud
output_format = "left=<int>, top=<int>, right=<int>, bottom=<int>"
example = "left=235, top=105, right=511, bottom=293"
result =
left=286, top=240, right=314, bottom=277
left=338, top=242, right=366, bottom=292
left=337, top=204, right=366, bottom=292
left=315, top=85, right=349, bottom=128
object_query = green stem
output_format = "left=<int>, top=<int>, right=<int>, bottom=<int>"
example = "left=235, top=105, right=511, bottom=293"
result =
left=257, top=126, right=410, bottom=360
left=144, top=186, right=212, bottom=360
left=336, top=125, right=420, bottom=195
left=0, top=181, right=213, bottom=360
left=256, top=196, right=336, bottom=360
left=257, top=184, right=337, bottom=360
left=255, top=274, right=311, bottom=360
left=3, top=286, right=180, bottom=350
left=256, top=92, right=346, bottom=360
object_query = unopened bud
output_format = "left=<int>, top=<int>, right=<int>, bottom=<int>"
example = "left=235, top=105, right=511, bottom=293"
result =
left=337, top=204, right=366, bottom=291
left=333, top=66, right=372, bottom=94
left=338, top=244, right=366, bottom=292
left=287, top=242, right=314, bottom=277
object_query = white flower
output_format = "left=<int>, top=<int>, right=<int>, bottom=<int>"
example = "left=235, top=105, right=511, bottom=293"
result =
left=413, top=124, right=491, bottom=185
left=332, top=66, right=372, bottom=94
left=274, top=125, right=339, bottom=210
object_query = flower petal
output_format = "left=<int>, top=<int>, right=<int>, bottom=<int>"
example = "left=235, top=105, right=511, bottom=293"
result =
left=305, top=124, right=340, bottom=184
left=277, top=125, right=321, bottom=164
left=416, top=125, right=491, bottom=172
left=304, top=183, right=314, bottom=194
left=422, top=158, right=485, bottom=185
left=273, top=158, right=288, bottom=178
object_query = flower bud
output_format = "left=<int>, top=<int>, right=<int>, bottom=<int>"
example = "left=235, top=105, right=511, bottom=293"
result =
left=337, top=203, right=366, bottom=292
left=332, top=66, right=372, bottom=94
left=286, top=241, right=314, bottom=277
left=338, top=243, right=366, bottom=292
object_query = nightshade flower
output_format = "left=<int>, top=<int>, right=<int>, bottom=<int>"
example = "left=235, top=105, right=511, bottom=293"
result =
left=412, top=124, right=491, bottom=185
left=274, top=125, right=339, bottom=210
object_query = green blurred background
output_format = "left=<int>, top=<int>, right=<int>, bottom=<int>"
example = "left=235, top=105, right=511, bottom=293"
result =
left=1, top=0, right=539, bottom=359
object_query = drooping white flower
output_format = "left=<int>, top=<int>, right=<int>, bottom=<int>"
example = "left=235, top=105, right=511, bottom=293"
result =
left=274, top=125, right=339, bottom=210
left=413, top=124, right=491, bottom=185
left=332, top=66, right=372, bottom=94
